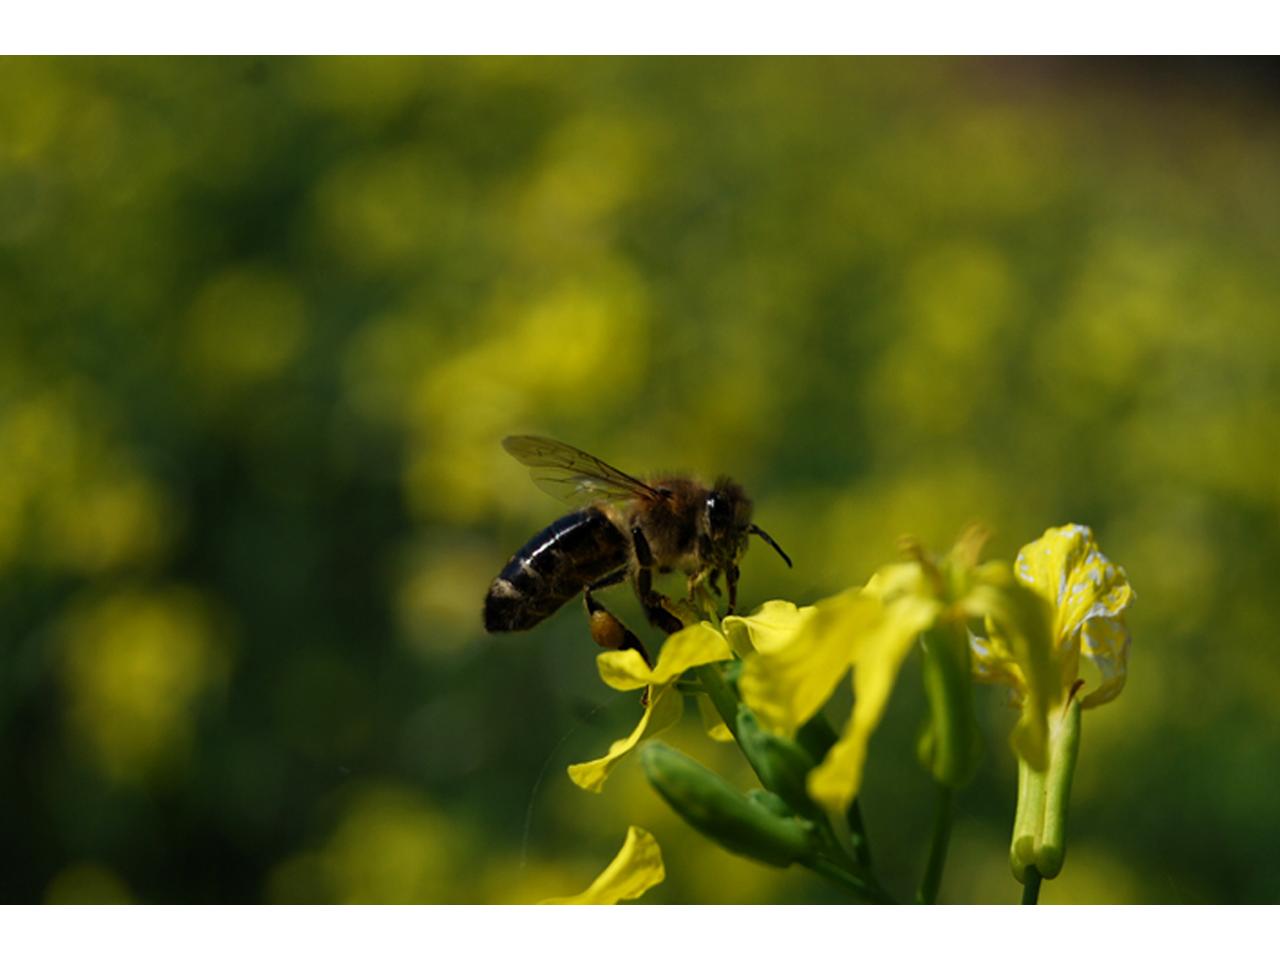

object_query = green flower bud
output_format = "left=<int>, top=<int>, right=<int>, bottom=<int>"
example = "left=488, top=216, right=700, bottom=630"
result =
left=735, top=705, right=822, bottom=818
left=746, top=788, right=794, bottom=819
left=640, top=741, right=817, bottom=868
left=1010, top=695, right=1082, bottom=882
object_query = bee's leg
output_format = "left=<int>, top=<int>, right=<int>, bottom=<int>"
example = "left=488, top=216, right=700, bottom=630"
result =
left=637, top=567, right=684, bottom=635
left=725, top=564, right=740, bottom=616
left=707, top=569, right=723, bottom=597
left=587, top=568, right=628, bottom=592
left=632, top=527, right=684, bottom=635
left=584, top=572, right=651, bottom=667
left=685, top=568, right=721, bottom=599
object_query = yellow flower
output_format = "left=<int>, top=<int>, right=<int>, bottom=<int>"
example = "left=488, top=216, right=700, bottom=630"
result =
left=971, top=523, right=1133, bottom=714
left=735, top=528, right=1050, bottom=816
left=732, top=586, right=932, bottom=817
left=541, top=826, right=665, bottom=904
left=967, top=524, right=1133, bottom=883
left=567, top=623, right=733, bottom=792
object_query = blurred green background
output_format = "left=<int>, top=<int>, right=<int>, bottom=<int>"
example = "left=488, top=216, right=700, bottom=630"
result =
left=1, top=56, right=1278, bottom=905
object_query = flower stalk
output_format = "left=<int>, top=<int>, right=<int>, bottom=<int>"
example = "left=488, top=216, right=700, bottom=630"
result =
left=1021, top=866, right=1042, bottom=905
left=917, top=783, right=953, bottom=904
left=695, top=662, right=746, bottom=742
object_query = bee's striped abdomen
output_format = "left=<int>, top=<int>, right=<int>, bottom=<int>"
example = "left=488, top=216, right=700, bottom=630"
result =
left=484, top=508, right=630, bottom=632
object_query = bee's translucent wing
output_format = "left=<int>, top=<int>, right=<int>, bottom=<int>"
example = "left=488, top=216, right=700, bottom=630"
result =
left=502, top=435, right=662, bottom=506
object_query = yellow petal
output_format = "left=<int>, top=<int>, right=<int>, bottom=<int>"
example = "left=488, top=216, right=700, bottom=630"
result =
left=739, top=588, right=875, bottom=735
left=965, top=566, right=1059, bottom=770
left=650, top=622, right=734, bottom=683
left=863, top=561, right=932, bottom=604
left=595, top=622, right=732, bottom=691
left=969, top=617, right=1025, bottom=690
left=1016, top=524, right=1134, bottom=650
left=808, top=591, right=937, bottom=815
left=1079, top=616, right=1130, bottom=708
left=540, top=826, right=665, bottom=904
left=567, top=685, right=683, bottom=793
left=1015, top=524, right=1133, bottom=708
left=722, top=600, right=814, bottom=657
left=595, top=648, right=652, bottom=691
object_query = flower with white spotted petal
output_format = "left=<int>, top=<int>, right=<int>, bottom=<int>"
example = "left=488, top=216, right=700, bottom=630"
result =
left=971, top=523, right=1133, bottom=715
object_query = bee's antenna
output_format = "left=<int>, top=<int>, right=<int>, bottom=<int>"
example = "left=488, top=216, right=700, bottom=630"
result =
left=749, top=524, right=793, bottom=568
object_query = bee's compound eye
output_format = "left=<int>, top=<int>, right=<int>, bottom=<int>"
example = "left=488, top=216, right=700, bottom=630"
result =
left=706, top=493, right=732, bottom=534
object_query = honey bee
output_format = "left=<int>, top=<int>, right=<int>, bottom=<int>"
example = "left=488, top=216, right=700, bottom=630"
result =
left=483, top=435, right=791, bottom=665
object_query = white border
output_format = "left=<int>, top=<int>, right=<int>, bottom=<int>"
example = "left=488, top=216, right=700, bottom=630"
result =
left=3, top=1, right=1278, bottom=54
left=1, top=905, right=1273, bottom=960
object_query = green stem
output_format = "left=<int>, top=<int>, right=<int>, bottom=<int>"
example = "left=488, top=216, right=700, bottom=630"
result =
left=916, top=784, right=953, bottom=904
left=804, top=856, right=896, bottom=904
left=847, top=799, right=873, bottom=869
left=1021, top=866, right=1042, bottom=905
left=696, top=665, right=801, bottom=810
left=695, top=664, right=744, bottom=738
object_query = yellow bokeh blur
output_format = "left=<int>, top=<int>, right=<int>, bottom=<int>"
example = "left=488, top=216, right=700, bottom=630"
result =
left=0, top=383, right=172, bottom=574
left=185, top=267, right=307, bottom=392
left=44, top=863, right=134, bottom=904
left=401, top=260, right=649, bottom=522
left=59, top=587, right=227, bottom=782
left=267, top=784, right=459, bottom=904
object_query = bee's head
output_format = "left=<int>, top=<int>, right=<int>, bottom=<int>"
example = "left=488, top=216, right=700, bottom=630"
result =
left=704, top=478, right=750, bottom=551
left=701, top=478, right=792, bottom=570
